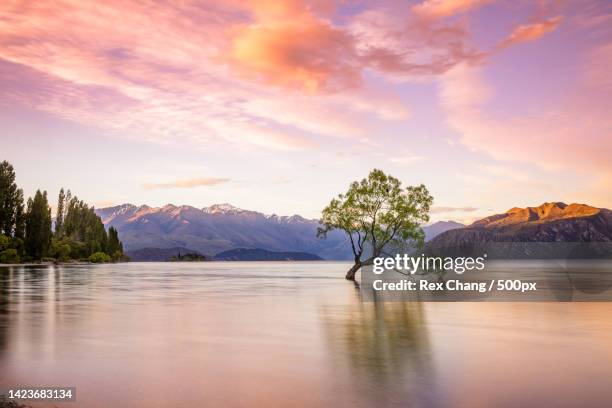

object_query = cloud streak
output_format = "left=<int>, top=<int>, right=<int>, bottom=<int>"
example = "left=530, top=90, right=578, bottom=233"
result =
left=412, top=0, right=492, bottom=19
left=431, top=206, right=479, bottom=214
left=498, top=16, right=563, bottom=49
left=143, top=178, right=231, bottom=190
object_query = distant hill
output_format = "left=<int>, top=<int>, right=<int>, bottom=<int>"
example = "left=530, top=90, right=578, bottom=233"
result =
left=426, top=202, right=612, bottom=258
left=423, top=220, right=464, bottom=241
left=125, top=247, right=204, bottom=262
left=214, top=248, right=323, bottom=261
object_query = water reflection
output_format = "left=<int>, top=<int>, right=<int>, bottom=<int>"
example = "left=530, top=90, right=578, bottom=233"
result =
left=1, top=263, right=612, bottom=408
left=321, top=288, right=433, bottom=407
left=0, top=267, right=10, bottom=353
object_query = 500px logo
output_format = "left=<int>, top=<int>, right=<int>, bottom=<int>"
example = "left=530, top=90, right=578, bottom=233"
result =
left=373, top=254, right=488, bottom=275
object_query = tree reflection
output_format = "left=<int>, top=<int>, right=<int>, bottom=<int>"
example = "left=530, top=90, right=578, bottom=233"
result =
left=320, top=287, right=435, bottom=406
left=0, top=266, right=13, bottom=355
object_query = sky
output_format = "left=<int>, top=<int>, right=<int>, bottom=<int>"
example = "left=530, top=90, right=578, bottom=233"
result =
left=1, top=0, right=611, bottom=223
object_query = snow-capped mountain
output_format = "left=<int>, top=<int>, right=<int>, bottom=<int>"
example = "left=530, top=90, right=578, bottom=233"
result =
left=202, top=203, right=249, bottom=215
left=95, top=203, right=352, bottom=260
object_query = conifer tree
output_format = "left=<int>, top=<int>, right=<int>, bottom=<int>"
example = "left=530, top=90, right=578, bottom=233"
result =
left=25, top=190, right=52, bottom=259
left=107, top=226, right=122, bottom=256
left=55, top=188, right=65, bottom=237
left=14, top=189, right=25, bottom=240
left=0, top=160, right=25, bottom=237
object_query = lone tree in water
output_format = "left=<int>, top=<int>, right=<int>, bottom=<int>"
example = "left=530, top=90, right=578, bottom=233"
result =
left=318, top=169, right=432, bottom=280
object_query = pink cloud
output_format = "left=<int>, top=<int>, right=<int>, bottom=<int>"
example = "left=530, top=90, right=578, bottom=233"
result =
left=225, top=0, right=479, bottom=91
left=0, top=0, right=584, bottom=157
left=412, top=0, right=492, bottom=19
left=584, top=42, right=612, bottom=91
left=348, top=7, right=486, bottom=80
left=431, top=206, right=478, bottom=213
left=0, top=0, right=424, bottom=151
left=439, top=56, right=612, bottom=207
left=389, top=155, right=426, bottom=165
left=226, top=0, right=360, bottom=92
left=498, top=16, right=563, bottom=48
left=143, top=178, right=231, bottom=190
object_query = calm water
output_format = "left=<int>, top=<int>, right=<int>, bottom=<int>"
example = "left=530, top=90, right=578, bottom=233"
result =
left=1, top=262, right=612, bottom=407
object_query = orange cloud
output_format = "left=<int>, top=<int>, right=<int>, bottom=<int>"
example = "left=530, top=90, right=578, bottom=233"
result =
left=431, top=206, right=478, bottom=213
left=499, top=16, right=563, bottom=48
left=412, top=0, right=491, bottom=19
left=226, top=0, right=492, bottom=91
left=228, top=2, right=359, bottom=92
left=143, top=178, right=231, bottom=190
left=94, top=200, right=118, bottom=208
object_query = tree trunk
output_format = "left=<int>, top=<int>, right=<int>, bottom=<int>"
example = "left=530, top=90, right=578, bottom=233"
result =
left=345, top=260, right=362, bottom=281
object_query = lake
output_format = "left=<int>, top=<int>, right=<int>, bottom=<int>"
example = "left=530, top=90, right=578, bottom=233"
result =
left=2, top=262, right=612, bottom=407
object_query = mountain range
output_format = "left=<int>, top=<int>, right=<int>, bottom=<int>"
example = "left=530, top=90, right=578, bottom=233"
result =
left=426, top=202, right=612, bottom=258
left=95, top=203, right=463, bottom=260
left=96, top=201, right=612, bottom=261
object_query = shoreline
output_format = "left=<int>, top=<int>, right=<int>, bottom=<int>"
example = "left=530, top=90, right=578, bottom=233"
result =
left=0, top=261, right=113, bottom=267
left=0, top=260, right=351, bottom=267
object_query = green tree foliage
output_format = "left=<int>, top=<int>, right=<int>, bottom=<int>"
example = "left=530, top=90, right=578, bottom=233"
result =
left=0, top=160, right=25, bottom=238
left=55, top=188, right=65, bottom=237
left=88, top=251, right=111, bottom=263
left=14, top=189, right=25, bottom=240
left=0, top=162, right=27, bottom=260
left=1, top=159, right=126, bottom=263
left=57, top=243, right=72, bottom=262
left=0, top=235, right=20, bottom=263
left=0, top=248, right=20, bottom=263
left=62, top=193, right=109, bottom=256
left=170, top=252, right=206, bottom=262
left=54, top=190, right=125, bottom=261
left=107, top=226, right=123, bottom=258
left=318, top=169, right=433, bottom=280
left=25, top=190, right=53, bottom=259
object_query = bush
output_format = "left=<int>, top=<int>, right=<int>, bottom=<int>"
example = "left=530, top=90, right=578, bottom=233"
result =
left=0, top=236, right=23, bottom=258
left=111, top=250, right=125, bottom=262
left=0, top=249, right=20, bottom=264
left=56, top=243, right=72, bottom=262
left=0, top=235, right=10, bottom=250
left=88, top=252, right=111, bottom=263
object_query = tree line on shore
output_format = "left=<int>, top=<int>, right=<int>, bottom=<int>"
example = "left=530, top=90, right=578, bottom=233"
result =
left=0, top=160, right=125, bottom=264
